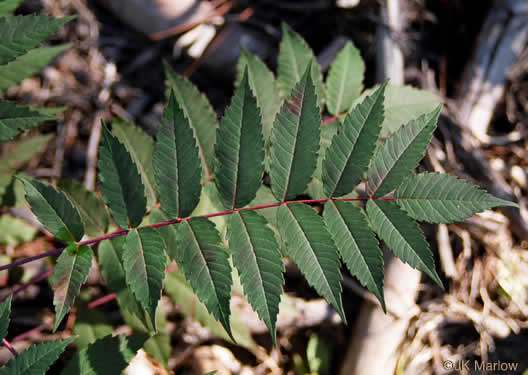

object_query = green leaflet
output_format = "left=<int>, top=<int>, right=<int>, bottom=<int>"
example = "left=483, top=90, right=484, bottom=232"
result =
left=236, top=47, right=281, bottom=141
left=123, top=227, right=167, bottom=328
left=0, top=0, right=22, bottom=17
left=322, top=84, right=386, bottom=197
left=277, top=203, right=345, bottom=321
left=216, top=69, right=264, bottom=210
left=60, top=334, right=149, bottom=375
left=227, top=210, right=284, bottom=344
left=0, top=100, right=54, bottom=142
left=142, top=308, right=171, bottom=369
left=2, top=337, right=74, bottom=375
left=153, top=91, right=202, bottom=219
left=0, top=215, right=37, bottom=245
left=0, top=134, right=53, bottom=171
left=323, top=200, right=385, bottom=309
left=0, top=44, right=71, bottom=92
left=58, top=179, right=110, bottom=237
left=73, top=309, right=113, bottom=350
left=18, top=176, right=84, bottom=242
left=325, top=41, right=364, bottom=116
left=175, top=217, right=233, bottom=339
left=366, top=200, right=443, bottom=288
left=278, top=23, right=324, bottom=108
left=51, top=244, right=93, bottom=331
left=164, top=62, right=218, bottom=182
left=113, top=118, right=157, bottom=208
left=0, top=295, right=11, bottom=342
left=0, top=15, right=74, bottom=65
left=367, top=105, right=442, bottom=197
left=270, top=65, right=321, bottom=201
left=98, top=122, right=146, bottom=229
left=395, top=172, right=519, bottom=223
left=97, top=237, right=150, bottom=330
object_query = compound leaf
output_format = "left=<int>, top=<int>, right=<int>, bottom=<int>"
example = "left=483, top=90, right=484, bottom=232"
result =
left=0, top=44, right=71, bottom=92
left=0, top=15, right=74, bottom=65
left=323, top=200, right=384, bottom=309
left=18, top=176, right=84, bottom=242
left=58, top=179, right=109, bottom=237
left=367, top=105, right=441, bottom=197
left=278, top=203, right=345, bottom=321
left=98, top=122, right=146, bottom=229
left=175, top=218, right=233, bottom=338
left=322, top=83, right=385, bottom=197
left=153, top=91, right=201, bottom=219
left=98, top=237, right=150, bottom=330
left=51, top=244, right=93, bottom=331
left=123, top=227, right=167, bottom=328
left=227, top=210, right=284, bottom=344
left=395, top=172, right=519, bottom=223
left=236, top=47, right=281, bottom=140
left=2, top=337, right=74, bottom=375
left=325, top=41, right=364, bottom=116
left=61, top=334, right=149, bottom=375
left=113, top=118, right=157, bottom=208
left=0, top=100, right=54, bottom=142
left=278, top=23, right=324, bottom=108
left=270, top=66, right=321, bottom=201
left=0, top=295, right=11, bottom=342
left=0, top=0, right=22, bottom=17
left=216, top=69, right=264, bottom=209
left=366, top=200, right=443, bottom=288
left=164, top=62, right=217, bottom=182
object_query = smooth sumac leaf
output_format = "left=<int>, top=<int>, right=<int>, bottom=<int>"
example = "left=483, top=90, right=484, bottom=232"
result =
left=2, top=337, right=74, bottom=375
left=0, top=15, right=74, bottom=65
left=236, top=47, right=281, bottom=140
left=0, top=100, right=54, bottom=142
left=0, top=295, right=11, bottom=342
left=0, top=44, right=71, bottom=92
left=394, top=172, right=518, bottom=223
left=278, top=23, right=324, bottom=108
left=153, top=91, right=202, bottom=219
left=216, top=70, right=264, bottom=209
left=58, top=179, right=109, bottom=237
left=98, top=237, right=150, bottom=330
left=367, top=105, right=442, bottom=197
left=164, top=62, right=218, bottom=182
left=98, top=122, right=146, bottom=229
left=227, top=210, right=284, bottom=344
left=73, top=309, right=113, bottom=350
left=123, top=227, right=167, bottom=328
left=323, top=200, right=385, bottom=309
left=322, top=83, right=386, bottom=197
left=60, top=334, right=149, bottom=375
left=18, top=176, right=84, bottom=242
left=0, top=0, right=22, bottom=17
left=51, top=244, right=93, bottom=331
left=270, top=66, right=321, bottom=201
left=277, top=203, right=345, bottom=321
left=113, top=118, right=157, bottom=208
left=325, top=41, right=365, bottom=116
left=175, top=218, right=233, bottom=338
left=366, top=200, right=443, bottom=288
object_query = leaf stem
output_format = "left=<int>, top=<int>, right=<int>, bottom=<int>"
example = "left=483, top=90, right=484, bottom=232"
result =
left=0, top=196, right=394, bottom=272
left=2, top=338, right=18, bottom=357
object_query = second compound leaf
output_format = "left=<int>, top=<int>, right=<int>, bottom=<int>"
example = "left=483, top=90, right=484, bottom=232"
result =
left=278, top=203, right=345, bottom=322
left=51, top=244, right=93, bottom=331
left=123, top=227, right=167, bottom=330
left=366, top=200, right=443, bottom=288
left=227, top=210, right=284, bottom=345
left=0, top=100, right=54, bottom=142
left=175, top=218, right=233, bottom=339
